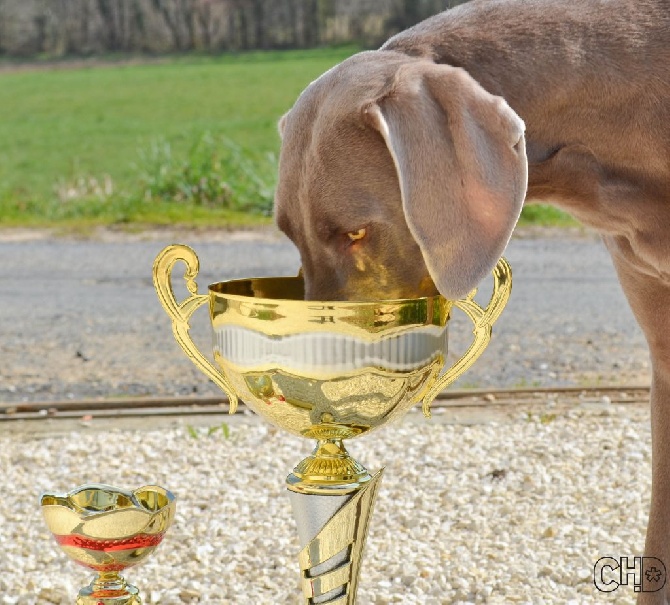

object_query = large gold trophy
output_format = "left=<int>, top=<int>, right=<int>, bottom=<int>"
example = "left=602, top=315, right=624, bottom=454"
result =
left=153, top=244, right=511, bottom=604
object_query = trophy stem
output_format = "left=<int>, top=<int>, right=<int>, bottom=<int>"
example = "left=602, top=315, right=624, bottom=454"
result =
left=93, top=572, right=127, bottom=591
left=286, top=438, right=372, bottom=495
left=287, top=439, right=383, bottom=604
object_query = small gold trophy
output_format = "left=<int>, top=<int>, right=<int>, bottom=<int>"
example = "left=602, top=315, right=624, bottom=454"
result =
left=153, top=244, right=511, bottom=604
left=40, top=484, right=176, bottom=605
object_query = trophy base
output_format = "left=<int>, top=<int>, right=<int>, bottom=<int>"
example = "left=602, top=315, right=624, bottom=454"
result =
left=77, top=574, right=141, bottom=605
left=77, top=587, right=141, bottom=605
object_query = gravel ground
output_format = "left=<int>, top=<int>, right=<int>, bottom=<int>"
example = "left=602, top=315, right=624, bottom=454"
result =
left=0, top=403, right=649, bottom=604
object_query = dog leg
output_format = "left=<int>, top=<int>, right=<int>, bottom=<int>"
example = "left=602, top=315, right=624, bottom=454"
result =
left=606, top=238, right=670, bottom=605
left=640, top=367, right=670, bottom=605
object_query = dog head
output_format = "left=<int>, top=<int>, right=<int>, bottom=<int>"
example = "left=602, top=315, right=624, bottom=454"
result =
left=275, top=50, right=527, bottom=301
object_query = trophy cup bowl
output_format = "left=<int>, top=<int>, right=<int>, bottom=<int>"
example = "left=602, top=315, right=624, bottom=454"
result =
left=41, top=484, right=176, bottom=605
left=153, top=244, right=511, bottom=603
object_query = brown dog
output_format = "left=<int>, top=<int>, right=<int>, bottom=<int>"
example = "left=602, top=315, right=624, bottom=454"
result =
left=274, top=0, right=670, bottom=602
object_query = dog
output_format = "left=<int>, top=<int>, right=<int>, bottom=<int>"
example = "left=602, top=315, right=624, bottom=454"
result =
left=274, top=0, right=670, bottom=602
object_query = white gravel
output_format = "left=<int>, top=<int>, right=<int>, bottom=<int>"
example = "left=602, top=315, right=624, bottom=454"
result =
left=0, top=403, right=650, bottom=604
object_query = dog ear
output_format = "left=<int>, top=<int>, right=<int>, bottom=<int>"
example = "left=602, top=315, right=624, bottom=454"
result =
left=364, top=61, right=527, bottom=298
left=278, top=112, right=289, bottom=138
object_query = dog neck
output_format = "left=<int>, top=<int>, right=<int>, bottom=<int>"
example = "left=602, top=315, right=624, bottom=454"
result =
left=382, top=0, right=670, bottom=167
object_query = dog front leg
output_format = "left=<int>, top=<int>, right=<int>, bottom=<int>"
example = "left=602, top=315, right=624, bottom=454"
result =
left=607, top=238, right=670, bottom=605
left=644, top=371, right=670, bottom=605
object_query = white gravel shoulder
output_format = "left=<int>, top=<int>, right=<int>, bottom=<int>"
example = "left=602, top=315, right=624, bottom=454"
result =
left=1, top=403, right=649, bottom=605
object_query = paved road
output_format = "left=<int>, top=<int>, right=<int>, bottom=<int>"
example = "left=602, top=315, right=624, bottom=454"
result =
left=0, top=228, right=650, bottom=404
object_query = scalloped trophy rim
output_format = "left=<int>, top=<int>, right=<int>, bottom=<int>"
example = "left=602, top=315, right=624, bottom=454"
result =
left=40, top=483, right=176, bottom=539
left=208, top=274, right=447, bottom=306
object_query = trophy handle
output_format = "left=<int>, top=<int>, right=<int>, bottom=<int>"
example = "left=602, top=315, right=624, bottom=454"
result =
left=152, top=244, right=239, bottom=414
left=421, top=257, right=512, bottom=417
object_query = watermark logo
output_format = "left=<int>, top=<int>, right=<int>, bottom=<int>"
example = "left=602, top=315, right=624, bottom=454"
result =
left=594, top=557, right=666, bottom=593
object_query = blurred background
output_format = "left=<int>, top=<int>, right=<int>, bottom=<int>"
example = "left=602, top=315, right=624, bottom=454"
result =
left=0, top=0, right=567, bottom=231
left=1, top=0, right=464, bottom=55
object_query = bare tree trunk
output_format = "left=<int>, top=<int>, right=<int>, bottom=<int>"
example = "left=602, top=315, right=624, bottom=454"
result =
left=0, top=0, right=4, bottom=54
left=203, top=0, right=230, bottom=52
left=34, top=14, right=47, bottom=53
left=130, top=0, right=146, bottom=52
left=286, top=0, right=298, bottom=47
left=394, top=0, right=421, bottom=32
left=79, top=0, right=90, bottom=51
left=304, top=0, right=318, bottom=47
left=181, top=0, right=197, bottom=50
left=239, top=3, right=248, bottom=49
left=252, top=0, right=265, bottom=49
left=229, top=0, right=249, bottom=50
left=151, top=0, right=182, bottom=50
left=196, top=0, right=212, bottom=51
left=97, top=0, right=120, bottom=50
left=119, top=0, right=128, bottom=50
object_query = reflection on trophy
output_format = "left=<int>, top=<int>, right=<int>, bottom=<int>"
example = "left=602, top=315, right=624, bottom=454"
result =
left=40, top=484, right=176, bottom=605
left=153, top=244, right=511, bottom=603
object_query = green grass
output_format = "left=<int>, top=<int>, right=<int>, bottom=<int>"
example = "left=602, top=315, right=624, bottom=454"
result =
left=0, top=48, right=355, bottom=227
left=517, top=204, right=577, bottom=227
left=0, top=47, right=575, bottom=228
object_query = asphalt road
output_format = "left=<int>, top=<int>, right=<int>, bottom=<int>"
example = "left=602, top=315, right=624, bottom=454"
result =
left=0, top=227, right=651, bottom=404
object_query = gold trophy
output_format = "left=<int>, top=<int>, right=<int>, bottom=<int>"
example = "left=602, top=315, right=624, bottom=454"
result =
left=153, top=244, right=511, bottom=604
left=40, top=484, right=176, bottom=605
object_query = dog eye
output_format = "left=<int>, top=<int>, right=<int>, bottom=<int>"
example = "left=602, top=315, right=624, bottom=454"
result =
left=347, top=228, right=367, bottom=242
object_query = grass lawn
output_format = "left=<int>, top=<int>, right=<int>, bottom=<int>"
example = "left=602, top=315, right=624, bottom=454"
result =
left=0, top=49, right=355, bottom=226
left=0, top=48, right=574, bottom=228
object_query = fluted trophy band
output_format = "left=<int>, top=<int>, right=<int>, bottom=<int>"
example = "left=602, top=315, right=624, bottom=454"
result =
left=213, top=324, right=448, bottom=375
